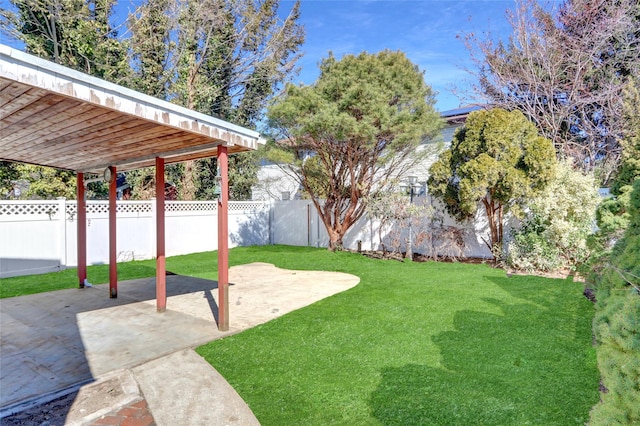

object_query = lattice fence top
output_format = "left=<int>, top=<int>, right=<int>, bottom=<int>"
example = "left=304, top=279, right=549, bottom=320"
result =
left=66, top=204, right=77, bottom=216
left=87, top=203, right=108, bottom=214
left=1, top=199, right=269, bottom=217
left=0, top=202, right=60, bottom=217
left=165, top=201, right=216, bottom=212
left=228, top=201, right=269, bottom=212
left=121, top=202, right=153, bottom=213
left=66, top=202, right=153, bottom=215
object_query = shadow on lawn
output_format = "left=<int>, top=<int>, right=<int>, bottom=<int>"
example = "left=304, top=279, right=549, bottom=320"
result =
left=369, top=291, right=597, bottom=425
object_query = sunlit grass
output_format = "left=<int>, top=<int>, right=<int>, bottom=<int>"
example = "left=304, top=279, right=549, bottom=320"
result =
left=196, top=246, right=599, bottom=425
left=1, top=245, right=599, bottom=424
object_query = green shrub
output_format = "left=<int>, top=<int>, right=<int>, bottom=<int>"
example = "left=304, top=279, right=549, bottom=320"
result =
left=507, top=219, right=562, bottom=271
left=589, top=180, right=640, bottom=425
left=593, top=185, right=634, bottom=258
left=507, top=160, right=599, bottom=272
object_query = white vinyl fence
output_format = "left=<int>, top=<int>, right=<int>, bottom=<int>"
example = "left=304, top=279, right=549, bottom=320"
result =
left=0, top=199, right=269, bottom=278
left=271, top=197, right=504, bottom=258
left=0, top=197, right=506, bottom=278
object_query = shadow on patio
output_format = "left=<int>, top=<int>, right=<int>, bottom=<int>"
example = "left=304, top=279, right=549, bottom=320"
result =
left=0, top=274, right=222, bottom=415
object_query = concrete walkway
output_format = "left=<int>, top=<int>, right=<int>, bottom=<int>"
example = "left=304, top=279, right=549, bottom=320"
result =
left=0, top=262, right=360, bottom=425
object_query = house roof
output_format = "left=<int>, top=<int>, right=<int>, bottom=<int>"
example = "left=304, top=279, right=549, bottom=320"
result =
left=440, top=105, right=485, bottom=124
left=0, top=45, right=264, bottom=174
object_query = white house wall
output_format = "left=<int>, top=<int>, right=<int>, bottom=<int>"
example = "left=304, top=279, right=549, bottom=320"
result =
left=252, top=164, right=301, bottom=201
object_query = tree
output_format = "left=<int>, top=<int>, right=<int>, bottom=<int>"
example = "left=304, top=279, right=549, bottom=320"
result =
left=194, top=152, right=261, bottom=200
left=267, top=51, right=443, bottom=251
left=128, top=0, right=171, bottom=98
left=428, top=108, right=556, bottom=255
left=465, top=0, right=640, bottom=183
left=2, top=0, right=130, bottom=83
left=127, top=0, right=304, bottom=199
left=125, top=163, right=184, bottom=200
left=15, top=164, right=77, bottom=199
left=589, top=78, right=640, bottom=259
left=612, top=78, right=640, bottom=195
left=584, top=81, right=640, bottom=425
left=0, top=161, right=20, bottom=198
left=589, top=179, right=640, bottom=425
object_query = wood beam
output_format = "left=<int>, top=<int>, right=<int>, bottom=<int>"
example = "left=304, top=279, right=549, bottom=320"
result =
left=217, top=145, right=229, bottom=331
left=109, top=166, right=117, bottom=298
left=76, top=172, right=87, bottom=288
left=156, top=157, right=167, bottom=312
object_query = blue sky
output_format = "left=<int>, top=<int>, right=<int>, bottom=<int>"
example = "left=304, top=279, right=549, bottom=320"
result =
left=0, top=0, right=539, bottom=111
left=283, top=0, right=523, bottom=111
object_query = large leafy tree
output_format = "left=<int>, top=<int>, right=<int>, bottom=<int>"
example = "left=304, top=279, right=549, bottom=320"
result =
left=0, top=161, right=20, bottom=198
left=268, top=50, right=443, bottom=251
left=593, top=78, right=640, bottom=249
left=14, top=164, right=77, bottom=199
left=127, top=0, right=304, bottom=199
left=589, top=179, right=640, bottom=425
left=428, top=108, right=556, bottom=254
left=613, top=78, right=640, bottom=195
left=2, top=0, right=130, bottom=82
left=507, top=160, right=600, bottom=272
left=465, top=0, right=640, bottom=183
left=128, top=0, right=171, bottom=98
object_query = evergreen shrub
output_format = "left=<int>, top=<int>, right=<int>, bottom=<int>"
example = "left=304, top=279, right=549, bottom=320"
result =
left=589, top=180, right=640, bottom=425
left=507, top=161, right=599, bottom=272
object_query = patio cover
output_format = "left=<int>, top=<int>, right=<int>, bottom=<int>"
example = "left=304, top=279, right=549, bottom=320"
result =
left=0, top=44, right=264, bottom=330
left=0, top=44, right=262, bottom=172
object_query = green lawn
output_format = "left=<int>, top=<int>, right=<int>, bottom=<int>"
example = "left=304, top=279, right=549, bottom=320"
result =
left=0, top=259, right=159, bottom=298
left=197, top=246, right=600, bottom=425
left=1, top=245, right=599, bottom=424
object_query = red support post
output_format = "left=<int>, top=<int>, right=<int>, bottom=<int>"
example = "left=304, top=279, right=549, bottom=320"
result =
left=217, top=145, right=229, bottom=331
left=77, top=173, right=87, bottom=288
left=109, top=166, right=117, bottom=298
left=155, top=157, right=167, bottom=312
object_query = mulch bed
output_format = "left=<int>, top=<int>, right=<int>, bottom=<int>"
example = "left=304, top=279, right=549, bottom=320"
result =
left=354, top=249, right=586, bottom=283
left=355, top=249, right=493, bottom=265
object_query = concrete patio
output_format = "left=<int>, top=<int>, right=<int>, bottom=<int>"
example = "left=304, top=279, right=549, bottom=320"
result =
left=0, top=262, right=360, bottom=425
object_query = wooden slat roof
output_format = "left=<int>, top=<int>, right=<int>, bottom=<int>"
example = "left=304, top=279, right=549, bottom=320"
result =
left=0, top=44, right=264, bottom=173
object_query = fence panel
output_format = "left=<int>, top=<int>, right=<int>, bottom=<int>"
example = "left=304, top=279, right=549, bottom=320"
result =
left=272, top=200, right=314, bottom=246
left=164, top=201, right=217, bottom=257
left=0, top=199, right=272, bottom=278
left=228, top=201, right=270, bottom=248
left=270, top=198, right=496, bottom=258
left=0, top=200, right=65, bottom=277
left=0, top=196, right=503, bottom=278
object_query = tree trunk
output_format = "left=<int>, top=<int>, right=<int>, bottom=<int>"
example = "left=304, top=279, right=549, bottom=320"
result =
left=182, top=160, right=197, bottom=200
left=311, top=198, right=348, bottom=252
left=482, top=195, right=503, bottom=254
left=328, top=235, right=344, bottom=251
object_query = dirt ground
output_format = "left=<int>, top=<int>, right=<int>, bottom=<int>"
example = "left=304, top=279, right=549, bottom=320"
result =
left=2, top=393, right=78, bottom=426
